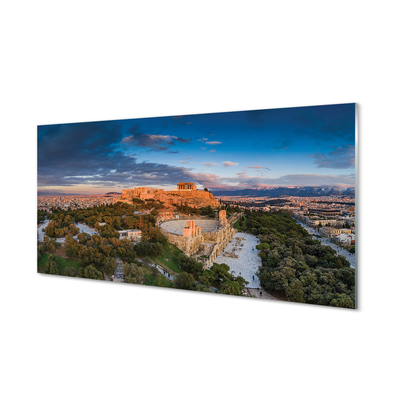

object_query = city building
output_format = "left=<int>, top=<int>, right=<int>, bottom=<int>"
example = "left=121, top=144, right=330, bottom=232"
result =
left=118, top=229, right=142, bottom=241
left=320, top=227, right=348, bottom=238
left=309, top=208, right=341, bottom=216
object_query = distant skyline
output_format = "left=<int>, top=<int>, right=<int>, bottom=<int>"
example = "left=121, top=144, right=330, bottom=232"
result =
left=38, top=103, right=356, bottom=195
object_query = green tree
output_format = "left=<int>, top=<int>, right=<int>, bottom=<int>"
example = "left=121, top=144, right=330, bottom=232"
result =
left=334, top=259, right=343, bottom=269
left=42, top=254, right=59, bottom=275
left=210, top=263, right=231, bottom=282
left=80, top=264, right=103, bottom=280
left=122, top=262, right=145, bottom=284
left=195, top=284, right=212, bottom=292
left=218, top=280, right=243, bottom=296
left=330, top=294, right=354, bottom=308
left=103, top=257, right=117, bottom=278
left=174, top=272, right=195, bottom=290
left=178, top=254, right=203, bottom=276
left=64, top=266, right=77, bottom=277
left=286, top=279, right=305, bottom=303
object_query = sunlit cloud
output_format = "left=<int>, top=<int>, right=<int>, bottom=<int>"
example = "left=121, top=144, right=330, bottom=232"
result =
left=202, top=162, right=217, bottom=168
left=222, top=161, right=239, bottom=167
left=206, top=141, right=222, bottom=145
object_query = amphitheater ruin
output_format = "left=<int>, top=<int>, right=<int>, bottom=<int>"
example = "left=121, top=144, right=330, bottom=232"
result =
left=160, top=210, right=241, bottom=269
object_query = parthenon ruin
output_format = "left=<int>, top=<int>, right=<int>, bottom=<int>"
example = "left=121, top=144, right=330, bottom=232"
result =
left=177, top=182, right=197, bottom=191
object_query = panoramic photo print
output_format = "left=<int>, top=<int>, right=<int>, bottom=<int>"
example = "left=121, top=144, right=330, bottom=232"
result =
left=37, top=103, right=357, bottom=308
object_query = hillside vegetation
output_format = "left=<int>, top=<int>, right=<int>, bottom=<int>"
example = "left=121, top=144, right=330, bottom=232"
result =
left=237, top=210, right=355, bottom=308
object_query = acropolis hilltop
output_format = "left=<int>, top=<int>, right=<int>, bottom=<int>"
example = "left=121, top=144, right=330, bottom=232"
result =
left=120, top=182, right=219, bottom=208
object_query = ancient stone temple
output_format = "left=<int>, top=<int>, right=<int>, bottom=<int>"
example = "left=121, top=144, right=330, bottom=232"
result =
left=177, top=182, right=197, bottom=191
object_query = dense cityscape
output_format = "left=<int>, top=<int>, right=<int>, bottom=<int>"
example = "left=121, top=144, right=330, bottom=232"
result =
left=38, top=192, right=356, bottom=248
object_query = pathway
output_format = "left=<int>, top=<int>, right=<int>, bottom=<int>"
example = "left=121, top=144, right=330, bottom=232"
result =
left=247, top=288, right=279, bottom=300
left=113, top=258, right=124, bottom=282
left=214, top=232, right=262, bottom=289
left=295, top=220, right=356, bottom=268
left=135, top=257, right=175, bottom=281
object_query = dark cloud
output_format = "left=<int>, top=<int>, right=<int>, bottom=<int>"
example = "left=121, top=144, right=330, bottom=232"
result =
left=122, top=132, right=190, bottom=151
left=309, top=144, right=355, bottom=169
left=38, top=122, right=193, bottom=189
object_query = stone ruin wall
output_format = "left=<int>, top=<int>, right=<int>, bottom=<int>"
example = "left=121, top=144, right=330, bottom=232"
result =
left=161, top=229, right=204, bottom=257
left=121, top=187, right=164, bottom=199
left=203, top=223, right=237, bottom=269
left=160, top=213, right=240, bottom=268
left=166, top=190, right=216, bottom=200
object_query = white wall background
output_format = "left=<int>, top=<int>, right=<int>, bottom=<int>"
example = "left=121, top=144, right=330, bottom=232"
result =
left=1, top=1, right=399, bottom=399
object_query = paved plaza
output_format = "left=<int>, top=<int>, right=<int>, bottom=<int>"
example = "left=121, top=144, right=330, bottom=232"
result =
left=214, top=232, right=262, bottom=288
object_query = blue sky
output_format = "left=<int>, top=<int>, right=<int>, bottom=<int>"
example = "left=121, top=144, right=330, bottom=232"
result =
left=38, top=103, right=355, bottom=195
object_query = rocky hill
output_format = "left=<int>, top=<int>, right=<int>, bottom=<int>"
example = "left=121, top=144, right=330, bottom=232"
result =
left=120, top=186, right=219, bottom=209
left=155, top=191, right=219, bottom=208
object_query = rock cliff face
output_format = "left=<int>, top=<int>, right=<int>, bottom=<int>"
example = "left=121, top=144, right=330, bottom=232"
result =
left=120, top=185, right=219, bottom=209
left=155, top=191, right=218, bottom=208
left=121, top=187, right=163, bottom=200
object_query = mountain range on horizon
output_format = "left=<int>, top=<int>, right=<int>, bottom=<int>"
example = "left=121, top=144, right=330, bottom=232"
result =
left=210, top=186, right=355, bottom=198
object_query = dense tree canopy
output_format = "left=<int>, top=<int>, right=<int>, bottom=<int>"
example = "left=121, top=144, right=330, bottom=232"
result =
left=64, top=233, right=136, bottom=279
left=240, top=210, right=355, bottom=308
left=40, top=254, right=59, bottom=275
left=44, top=217, right=80, bottom=238
left=175, top=255, right=248, bottom=295
left=174, top=272, right=195, bottom=290
left=122, top=262, right=145, bottom=284
left=44, top=202, right=159, bottom=235
left=79, top=264, right=103, bottom=280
